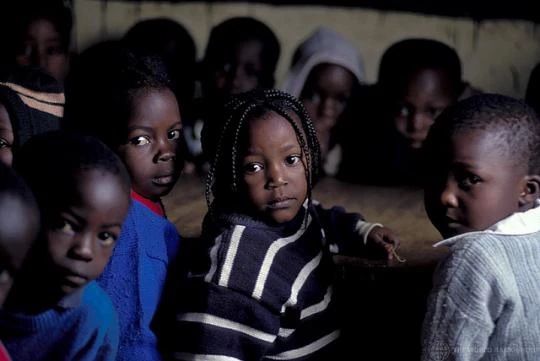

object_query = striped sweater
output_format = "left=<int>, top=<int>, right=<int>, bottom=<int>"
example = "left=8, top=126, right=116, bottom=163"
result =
left=173, top=203, right=372, bottom=360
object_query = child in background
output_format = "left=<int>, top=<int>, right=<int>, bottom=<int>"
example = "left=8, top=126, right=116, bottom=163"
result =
left=422, top=94, right=540, bottom=360
left=339, top=38, right=465, bottom=185
left=173, top=89, right=399, bottom=360
left=0, top=163, right=39, bottom=361
left=1, top=1, right=72, bottom=84
left=195, top=16, right=281, bottom=173
left=282, top=27, right=364, bottom=176
left=66, top=50, right=183, bottom=360
left=0, top=66, right=63, bottom=166
left=0, top=131, right=131, bottom=361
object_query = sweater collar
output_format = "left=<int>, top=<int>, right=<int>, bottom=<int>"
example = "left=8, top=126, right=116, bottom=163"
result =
left=435, top=201, right=540, bottom=248
left=131, top=190, right=165, bottom=217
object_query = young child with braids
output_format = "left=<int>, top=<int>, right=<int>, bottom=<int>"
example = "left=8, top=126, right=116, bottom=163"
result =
left=171, top=89, right=399, bottom=360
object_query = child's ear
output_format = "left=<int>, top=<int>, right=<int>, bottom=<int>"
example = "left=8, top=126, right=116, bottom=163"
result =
left=519, top=175, right=540, bottom=207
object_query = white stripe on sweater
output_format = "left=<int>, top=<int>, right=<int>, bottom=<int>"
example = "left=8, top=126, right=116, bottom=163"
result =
left=265, top=330, right=341, bottom=360
left=281, top=251, right=322, bottom=312
left=219, top=226, right=245, bottom=287
left=177, top=312, right=276, bottom=343
left=252, top=215, right=312, bottom=300
left=300, top=286, right=333, bottom=320
left=205, top=235, right=223, bottom=283
left=174, top=352, right=242, bottom=361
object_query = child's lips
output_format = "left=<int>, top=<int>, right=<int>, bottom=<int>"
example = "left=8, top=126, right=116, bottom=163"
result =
left=267, top=198, right=295, bottom=210
left=152, top=174, right=174, bottom=186
left=62, top=271, right=87, bottom=288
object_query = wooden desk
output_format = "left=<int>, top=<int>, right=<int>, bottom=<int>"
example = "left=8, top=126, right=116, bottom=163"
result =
left=163, top=174, right=447, bottom=267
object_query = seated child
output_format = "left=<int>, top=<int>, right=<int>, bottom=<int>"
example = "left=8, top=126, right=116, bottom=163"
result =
left=339, top=38, right=465, bottom=185
left=3, top=1, right=72, bottom=84
left=282, top=26, right=364, bottom=176
left=421, top=94, right=540, bottom=360
left=0, top=162, right=40, bottom=361
left=0, top=65, right=63, bottom=166
left=66, top=50, right=183, bottom=360
left=196, top=16, right=281, bottom=173
left=172, top=89, right=400, bottom=360
left=0, top=131, right=131, bottom=361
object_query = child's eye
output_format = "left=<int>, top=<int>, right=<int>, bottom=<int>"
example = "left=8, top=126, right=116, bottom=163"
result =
left=97, top=232, right=117, bottom=246
left=59, top=220, right=75, bottom=234
left=285, top=155, right=301, bottom=166
left=457, top=174, right=482, bottom=190
left=0, top=138, right=12, bottom=149
left=168, top=129, right=181, bottom=141
left=397, top=105, right=411, bottom=118
left=243, top=163, right=263, bottom=174
left=129, top=136, right=150, bottom=146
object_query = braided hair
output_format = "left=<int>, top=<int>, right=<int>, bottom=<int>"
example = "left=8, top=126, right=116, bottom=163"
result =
left=205, top=89, right=321, bottom=219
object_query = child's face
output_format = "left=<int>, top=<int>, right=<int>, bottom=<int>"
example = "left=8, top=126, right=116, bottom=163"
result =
left=393, top=68, right=455, bottom=149
left=0, top=103, right=14, bottom=166
left=118, top=89, right=183, bottom=201
left=240, top=112, right=308, bottom=224
left=214, top=39, right=263, bottom=96
left=424, top=131, right=528, bottom=238
left=16, top=17, right=69, bottom=83
left=0, top=195, right=39, bottom=306
left=45, top=169, right=130, bottom=296
left=301, top=64, right=354, bottom=149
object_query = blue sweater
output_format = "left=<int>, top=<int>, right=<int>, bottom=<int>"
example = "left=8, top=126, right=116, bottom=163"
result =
left=97, top=199, right=181, bottom=361
left=174, top=203, right=369, bottom=360
left=0, top=281, right=118, bottom=361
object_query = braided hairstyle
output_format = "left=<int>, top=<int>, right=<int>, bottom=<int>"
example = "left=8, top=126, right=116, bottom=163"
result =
left=205, top=89, right=321, bottom=218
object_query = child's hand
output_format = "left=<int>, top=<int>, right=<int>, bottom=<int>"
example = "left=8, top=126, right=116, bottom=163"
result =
left=366, top=226, right=401, bottom=261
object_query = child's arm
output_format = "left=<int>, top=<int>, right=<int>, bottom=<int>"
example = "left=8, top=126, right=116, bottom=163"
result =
left=313, top=202, right=399, bottom=260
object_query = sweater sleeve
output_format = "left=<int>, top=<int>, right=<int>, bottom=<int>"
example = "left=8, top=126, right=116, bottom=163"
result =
left=312, top=202, right=376, bottom=255
left=173, top=278, right=280, bottom=361
left=421, top=241, right=500, bottom=361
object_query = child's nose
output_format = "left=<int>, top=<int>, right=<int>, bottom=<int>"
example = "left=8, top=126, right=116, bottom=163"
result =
left=408, top=112, right=433, bottom=132
left=266, top=163, right=287, bottom=188
left=71, top=234, right=94, bottom=261
left=155, top=139, right=176, bottom=162
left=440, top=182, right=459, bottom=208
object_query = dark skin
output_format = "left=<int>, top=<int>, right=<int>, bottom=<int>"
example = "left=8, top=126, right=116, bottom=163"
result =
left=15, top=17, right=70, bottom=84
left=118, top=89, right=183, bottom=202
left=0, top=193, right=40, bottom=307
left=239, top=112, right=399, bottom=259
left=393, top=68, right=455, bottom=150
left=0, top=103, right=14, bottom=167
left=425, top=130, right=540, bottom=239
left=214, top=39, right=264, bottom=96
left=301, top=64, right=355, bottom=157
left=6, top=169, right=130, bottom=313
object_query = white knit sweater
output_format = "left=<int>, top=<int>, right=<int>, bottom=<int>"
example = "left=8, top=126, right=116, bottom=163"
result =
left=421, top=205, right=540, bottom=361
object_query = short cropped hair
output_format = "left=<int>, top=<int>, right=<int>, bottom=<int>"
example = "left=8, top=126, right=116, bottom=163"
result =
left=426, top=93, right=540, bottom=174
left=378, top=38, right=462, bottom=99
left=14, top=130, right=131, bottom=208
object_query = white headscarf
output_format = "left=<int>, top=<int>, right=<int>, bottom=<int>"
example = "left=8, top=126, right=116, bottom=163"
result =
left=282, top=26, right=365, bottom=98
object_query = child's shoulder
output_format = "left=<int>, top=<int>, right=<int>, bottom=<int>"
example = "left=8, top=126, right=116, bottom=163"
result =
left=79, top=282, right=118, bottom=326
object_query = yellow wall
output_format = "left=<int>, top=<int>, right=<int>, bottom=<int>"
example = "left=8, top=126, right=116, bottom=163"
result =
left=73, top=0, right=540, bottom=98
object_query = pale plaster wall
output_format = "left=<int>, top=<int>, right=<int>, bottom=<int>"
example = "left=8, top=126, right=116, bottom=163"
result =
left=73, top=0, right=540, bottom=98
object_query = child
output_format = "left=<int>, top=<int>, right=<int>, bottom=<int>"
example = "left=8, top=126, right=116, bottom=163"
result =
left=0, top=66, right=63, bottom=166
left=422, top=94, right=540, bottom=360
left=339, top=38, right=466, bottom=185
left=0, top=162, right=39, bottom=361
left=282, top=27, right=364, bottom=176
left=66, top=50, right=183, bottom=360
left=172, top=89, right=399, bottom=360
left=195, top=16, right=281, bottom=174
left=0, top=131, right=132, bottom=361
left=2, top=1, right=72, bottom=84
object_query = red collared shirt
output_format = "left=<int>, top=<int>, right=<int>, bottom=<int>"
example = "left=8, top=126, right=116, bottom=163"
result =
left=130, top=191, right=165, bottom=218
